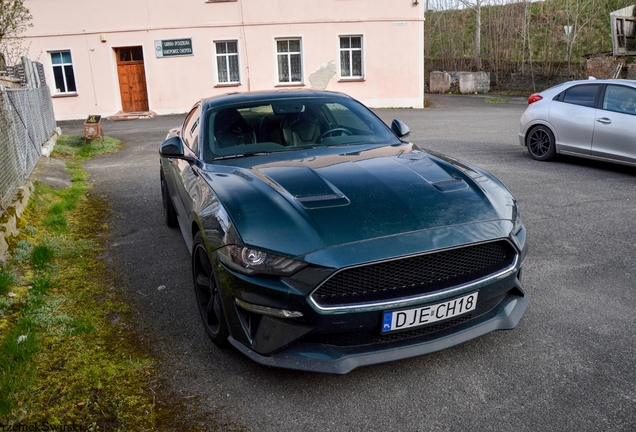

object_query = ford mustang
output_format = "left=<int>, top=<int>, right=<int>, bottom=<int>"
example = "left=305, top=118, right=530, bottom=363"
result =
left=159, top=90, right=529, bottom=374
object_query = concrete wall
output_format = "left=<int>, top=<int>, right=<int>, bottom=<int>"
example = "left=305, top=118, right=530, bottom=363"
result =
left=22, top=0, right=425, bottom=119
left=429, top=71, right=490, bottom=94
left=429, top=71, right=452, bottom=93
left=459, top=72, right=490, bottom=93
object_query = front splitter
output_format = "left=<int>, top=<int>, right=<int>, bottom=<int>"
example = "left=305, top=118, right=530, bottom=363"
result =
left=228, top=291, right=529, bottom=374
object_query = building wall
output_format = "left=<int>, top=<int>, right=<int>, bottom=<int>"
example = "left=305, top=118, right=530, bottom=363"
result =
left=23, top=0, right=424, bottom=120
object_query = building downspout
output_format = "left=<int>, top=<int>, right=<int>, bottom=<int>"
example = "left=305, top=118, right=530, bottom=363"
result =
left=239, top=0, right=251, bottom=91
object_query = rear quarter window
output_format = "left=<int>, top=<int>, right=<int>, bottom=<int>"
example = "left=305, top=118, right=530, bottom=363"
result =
left=560, top=84, right=599, bottom=108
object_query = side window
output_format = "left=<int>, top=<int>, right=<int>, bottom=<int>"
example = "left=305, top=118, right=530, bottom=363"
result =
left=182, top=106, right=201, bottom=155
left=276, top=39, right=302, bottom=84
left=50, top=51, right=77, bottom=94
left=602, top=85, right=636, bottom=115
left=561, top=84, right=599, bottom=108
left=339, top=36, right=363, bottom=79
left=215, top=41, right=240, bottom=84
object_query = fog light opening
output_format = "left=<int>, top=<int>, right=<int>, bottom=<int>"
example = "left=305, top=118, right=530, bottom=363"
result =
left=235, top=298, right=304, bottom=318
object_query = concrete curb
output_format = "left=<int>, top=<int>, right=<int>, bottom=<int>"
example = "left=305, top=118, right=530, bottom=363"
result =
left=0, top=128, right=62, bottom=263
left=42, top=127, right=62, bottom=157
left=0, top=182, right=34, bottom=263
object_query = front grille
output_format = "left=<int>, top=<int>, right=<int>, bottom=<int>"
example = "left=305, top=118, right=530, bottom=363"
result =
left=311, top=240, right=515, bottom=307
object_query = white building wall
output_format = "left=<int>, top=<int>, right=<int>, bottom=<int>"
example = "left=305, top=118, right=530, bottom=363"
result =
left=23, top=0, right=424, bottom=120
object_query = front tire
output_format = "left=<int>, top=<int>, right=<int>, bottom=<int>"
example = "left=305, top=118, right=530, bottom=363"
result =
left=526, top=125, right=556, bottom=161
left=192, top=232, right=229, bottom=346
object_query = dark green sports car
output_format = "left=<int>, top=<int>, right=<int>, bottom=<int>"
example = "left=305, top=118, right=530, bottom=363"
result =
left=159, top=90, right=528, bottom=374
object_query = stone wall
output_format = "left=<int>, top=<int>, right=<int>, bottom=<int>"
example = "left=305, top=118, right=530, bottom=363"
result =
left=0, top=75, right=22, bottom=89
left=586, top=55, right=636, bottom=79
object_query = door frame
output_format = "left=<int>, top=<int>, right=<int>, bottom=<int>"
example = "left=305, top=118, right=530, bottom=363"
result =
left=115, top=46, right=149, bottom=113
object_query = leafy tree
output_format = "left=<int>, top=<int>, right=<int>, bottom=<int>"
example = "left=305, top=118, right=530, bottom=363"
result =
left=0, top=0, right=32, bottom=69
left=0, top=0, right=31, bottom=44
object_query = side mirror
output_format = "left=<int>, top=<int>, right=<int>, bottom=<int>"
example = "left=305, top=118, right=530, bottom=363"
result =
left=159, top=136, right=186, bottom=158
left=391, top=120, right=411, bottom=138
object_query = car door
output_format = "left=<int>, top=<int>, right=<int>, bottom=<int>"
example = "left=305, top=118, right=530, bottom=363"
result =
left=548, top=83, right=600, bottom=155
left=591, top=84, right=636, bottom=164
left=167, top=105, right=201, bottom=223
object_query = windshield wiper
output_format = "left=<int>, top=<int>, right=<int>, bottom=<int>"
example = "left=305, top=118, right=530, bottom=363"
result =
left=213, top=151, right=270, bottom=160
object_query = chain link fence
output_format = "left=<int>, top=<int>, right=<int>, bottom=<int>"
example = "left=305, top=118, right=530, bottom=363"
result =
left=0, top=84, right=57, bottom=216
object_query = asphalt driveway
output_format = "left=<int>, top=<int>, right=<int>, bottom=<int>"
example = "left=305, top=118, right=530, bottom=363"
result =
left=59, top=94, right=636, bottom=431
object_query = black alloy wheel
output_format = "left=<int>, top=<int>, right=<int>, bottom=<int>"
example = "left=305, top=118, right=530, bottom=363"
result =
left=192, top=232, right=229, bottom=346
left=161, top=172, right=178, bottom=228
left=527, top=125, right=556, bottom=161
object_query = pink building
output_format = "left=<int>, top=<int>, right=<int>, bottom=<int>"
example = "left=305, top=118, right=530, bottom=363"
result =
left=22, top=0, right=425, bottom=120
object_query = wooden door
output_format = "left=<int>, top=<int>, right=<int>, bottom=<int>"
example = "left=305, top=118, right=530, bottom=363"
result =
left=116, top=47, right=149, bottom=112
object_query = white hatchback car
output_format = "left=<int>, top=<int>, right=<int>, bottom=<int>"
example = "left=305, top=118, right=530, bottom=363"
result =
left=519, top=79, right=636, bottom=166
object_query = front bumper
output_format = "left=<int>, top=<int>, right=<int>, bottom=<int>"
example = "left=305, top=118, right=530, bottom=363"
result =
left=228, top=283, right=528, bottom=374
left=213, top=221, right=529, bottom=374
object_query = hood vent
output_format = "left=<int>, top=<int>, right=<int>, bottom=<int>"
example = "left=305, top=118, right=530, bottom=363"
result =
left=296, top=193, right=349, bottom=209
left=431, top=178, right=468, bottom=192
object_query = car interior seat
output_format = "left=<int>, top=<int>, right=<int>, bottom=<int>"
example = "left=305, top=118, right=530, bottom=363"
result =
left=280, top=111, right=322, bottom=146
left=214, top=108, right=257, bottom=149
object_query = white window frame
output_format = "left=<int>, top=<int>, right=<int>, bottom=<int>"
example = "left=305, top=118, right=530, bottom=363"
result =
left=276, top=38, right=303, bottom=85
left=214, top=40, right=240, bottom=86
left=339, top=35, right=364, bottom=80
left=49, top=50, right=77, bottom=94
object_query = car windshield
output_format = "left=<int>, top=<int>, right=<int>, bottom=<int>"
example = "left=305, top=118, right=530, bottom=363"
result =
left=202, top=96, right=400, bottom=161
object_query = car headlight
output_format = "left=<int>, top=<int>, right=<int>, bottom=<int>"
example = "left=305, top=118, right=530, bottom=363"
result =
left=512, top=201, right=523, bottom=234
left=217, top=245, right=307, bottom=276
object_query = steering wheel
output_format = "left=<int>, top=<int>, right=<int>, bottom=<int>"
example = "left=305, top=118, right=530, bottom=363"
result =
left=316, top=128, right=353, bottom=143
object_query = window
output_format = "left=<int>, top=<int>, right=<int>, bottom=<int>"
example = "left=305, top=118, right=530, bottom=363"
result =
left=276, top=39, right=302, bottom=84
left=50, top=51, right=77, bottom=94
left=117, top=47, right=144, bottom=63
left=339, top=36, right=363, bottom=78
left=215, top=41, right=240, bottom=84
left=561, top=84, right=599, bottom=108
left=182, top=105, right=202, bottom=155
left=603, top=85, right=636, bottom=115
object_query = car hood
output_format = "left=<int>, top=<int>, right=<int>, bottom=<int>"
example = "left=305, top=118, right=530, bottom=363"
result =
left=202, top=143, right=516, bottom=259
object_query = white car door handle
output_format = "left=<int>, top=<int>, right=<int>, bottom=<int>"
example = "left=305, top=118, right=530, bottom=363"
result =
left=597, top=117, right=612, bottom=124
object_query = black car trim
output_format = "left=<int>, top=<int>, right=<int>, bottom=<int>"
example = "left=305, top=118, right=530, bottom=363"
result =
left=308, top=239, right=519, bottom=314
left=228, top=289, right=529, bottom=374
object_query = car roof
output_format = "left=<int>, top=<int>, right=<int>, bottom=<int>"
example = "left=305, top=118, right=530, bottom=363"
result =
left=565, top=79, right=636, bottom=86
left=199, top=89, right=354, bottom=111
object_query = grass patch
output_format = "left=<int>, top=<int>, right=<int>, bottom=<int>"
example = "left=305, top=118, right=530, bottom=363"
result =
left=0, top=134, right=168, bottom=429
left=31, top=244, right=55, bottom=270
left=485, top=97, right=510, bottom=103
left=52, top=134, right=120, bottom=161
left=0, top=269, right=16, bottom=295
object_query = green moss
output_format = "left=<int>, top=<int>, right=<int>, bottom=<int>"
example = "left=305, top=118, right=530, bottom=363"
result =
left=485, top=98, right=510, bottom=103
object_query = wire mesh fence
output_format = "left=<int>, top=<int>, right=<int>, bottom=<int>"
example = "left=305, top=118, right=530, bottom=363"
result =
left=0, top=85, right=57, bottom=216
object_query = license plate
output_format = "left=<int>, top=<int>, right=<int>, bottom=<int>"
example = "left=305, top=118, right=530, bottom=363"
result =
left=382, top=292, right=478, bottom=333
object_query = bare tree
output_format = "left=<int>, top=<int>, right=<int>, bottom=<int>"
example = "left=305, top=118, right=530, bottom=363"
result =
left=564, top=0, right=595, bottom=77
left=458, top=0, right=484, bottom=69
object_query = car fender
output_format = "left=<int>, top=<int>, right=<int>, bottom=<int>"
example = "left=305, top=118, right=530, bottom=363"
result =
left=521, top=119, right=558, bottom=149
